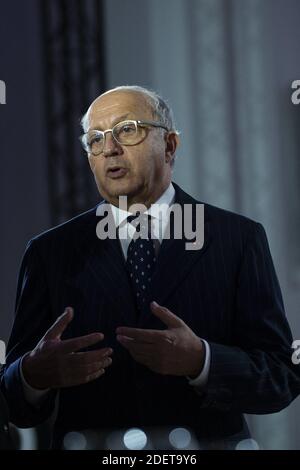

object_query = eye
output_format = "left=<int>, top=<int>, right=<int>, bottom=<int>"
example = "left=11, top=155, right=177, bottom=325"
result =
left=89, top=135, right=103, bottom=146
left=121, top=124, right=135, bottom=134
left=91, top=136, right=102, bottom=144
left=116, top=121, right=136, bottom=133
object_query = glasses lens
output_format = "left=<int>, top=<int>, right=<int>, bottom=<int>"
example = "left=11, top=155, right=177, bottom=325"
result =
left=86, top=131, right=104, bottom=155
left=114, top=121, right=146, bottom=145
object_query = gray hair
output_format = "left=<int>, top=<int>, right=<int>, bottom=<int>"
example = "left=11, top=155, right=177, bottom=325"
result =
left=80, top=85, right=179, bottom=135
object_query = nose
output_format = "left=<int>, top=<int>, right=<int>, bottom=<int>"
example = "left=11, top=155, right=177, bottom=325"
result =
left=102, top=131, right=123, bottom=157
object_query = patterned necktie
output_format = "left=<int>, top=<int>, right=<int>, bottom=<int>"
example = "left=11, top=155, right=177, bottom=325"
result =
left=125, top=213, right=157, bottom=313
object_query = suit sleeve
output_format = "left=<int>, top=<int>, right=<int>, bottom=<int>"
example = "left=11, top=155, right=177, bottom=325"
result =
left=0, top=239, right=57, bottom=427
left=201, top=222, right=300, bottom=413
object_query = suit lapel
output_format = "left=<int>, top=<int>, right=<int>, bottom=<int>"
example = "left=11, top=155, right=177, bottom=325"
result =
left=72, top=203, right=138, bottom=326
left=147, top=184, right=212, bottom=318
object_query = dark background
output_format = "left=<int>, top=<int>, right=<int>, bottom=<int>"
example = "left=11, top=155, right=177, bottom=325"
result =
left=0, top=0, right=299, bottom=449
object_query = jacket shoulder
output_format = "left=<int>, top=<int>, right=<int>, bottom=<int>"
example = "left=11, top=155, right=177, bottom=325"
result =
left=204, top=202, right=259, bottom=228
left=174, top=182, right=261, bottom=231
left=27, top=205, right=100, bottom=249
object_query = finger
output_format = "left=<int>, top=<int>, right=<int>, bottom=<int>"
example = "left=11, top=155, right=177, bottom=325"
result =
left=55, top=359, right=111, bottom=387
left=59, top=332, right=104, bottom=354
left=116, top=328, right=175, bottom=345
left=67, top=349, right=113, bottom=368
left=115, top=327, right=163, bottom=343
left=44, top=307, right=74, bottom=341
left=117, top=330, right=176, bottom=348
left=67, top=348, right=113, bottom=366
left=85, top=369, right=106, bottom=383
left=74, top=357, right=112, bottom=376
left=130, top=350, right=152, bottom=368
left=116, top=335, right=132, bottom=351
left=63, top=368, right=106, bottom=388
left=117, top=336, right=154, bottom=355
left=150, top=301, right=183, bottom=328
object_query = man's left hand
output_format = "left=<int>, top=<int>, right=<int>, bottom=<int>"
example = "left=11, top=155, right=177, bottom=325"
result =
left=116, top=301, right=204, bottom=377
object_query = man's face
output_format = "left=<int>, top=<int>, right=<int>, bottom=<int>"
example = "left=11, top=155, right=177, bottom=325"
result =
left=86, top=91, right=177, bottom=208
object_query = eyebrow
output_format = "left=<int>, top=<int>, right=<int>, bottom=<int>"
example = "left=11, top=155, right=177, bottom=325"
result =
left=89, top=113, right=132, bottom=132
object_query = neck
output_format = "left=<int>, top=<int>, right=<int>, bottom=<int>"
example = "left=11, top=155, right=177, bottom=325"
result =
left=109, top=182, right=170, bottom=211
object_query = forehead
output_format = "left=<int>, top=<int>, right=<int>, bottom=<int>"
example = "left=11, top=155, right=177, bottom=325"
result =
left=88, top=91, right=154, bottom=129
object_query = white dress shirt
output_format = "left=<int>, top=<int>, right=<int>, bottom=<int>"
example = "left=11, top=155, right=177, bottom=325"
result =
left=20, top=182, right=211, bottom=404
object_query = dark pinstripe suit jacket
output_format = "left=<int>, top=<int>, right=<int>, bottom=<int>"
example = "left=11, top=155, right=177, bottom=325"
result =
left=1, top=183, right=299, bottom=448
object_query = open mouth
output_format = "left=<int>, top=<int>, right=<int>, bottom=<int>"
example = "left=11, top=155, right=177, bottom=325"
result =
left=106, top=167, right=128, bottom=179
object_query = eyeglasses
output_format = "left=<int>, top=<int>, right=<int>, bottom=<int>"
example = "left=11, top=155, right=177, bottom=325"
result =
left=80, top=119, right=169, bottom=156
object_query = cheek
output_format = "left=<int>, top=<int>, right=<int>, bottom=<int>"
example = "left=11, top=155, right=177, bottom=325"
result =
left=88, top=155, right=96, bottom=172
left=130, top=144, right=162, bottom=174
left=89, top=156, right=105, bottom=179
left=131, top=158, right=153, bottom=181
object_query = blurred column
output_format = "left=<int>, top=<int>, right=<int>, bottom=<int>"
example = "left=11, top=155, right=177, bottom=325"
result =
left=40, top=0, right=107, bottom=224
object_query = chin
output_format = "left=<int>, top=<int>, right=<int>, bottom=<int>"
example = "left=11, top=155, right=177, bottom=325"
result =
left=102, top=182, right=138, bottom=200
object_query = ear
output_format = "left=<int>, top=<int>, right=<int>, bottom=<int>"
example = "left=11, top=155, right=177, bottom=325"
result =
left=164, top=132, right=180, bottom=164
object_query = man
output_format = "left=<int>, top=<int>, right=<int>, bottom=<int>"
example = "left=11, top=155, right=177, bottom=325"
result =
left=1, top=86, right=299, bottom=449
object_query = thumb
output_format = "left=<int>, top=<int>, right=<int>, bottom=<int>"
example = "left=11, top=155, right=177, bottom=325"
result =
left=44, top=307, right=74, bottom=341
left=150, top=301, right=183, bottom=328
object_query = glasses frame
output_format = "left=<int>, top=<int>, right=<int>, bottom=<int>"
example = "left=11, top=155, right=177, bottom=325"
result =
left=80, top=119, right=169, bottom=156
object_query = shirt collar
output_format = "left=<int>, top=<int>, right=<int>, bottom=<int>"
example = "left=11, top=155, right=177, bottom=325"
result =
left=110, top=182, right=175, bottom=228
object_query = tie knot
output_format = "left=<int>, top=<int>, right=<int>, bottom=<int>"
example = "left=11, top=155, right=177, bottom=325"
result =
left=127, top=212, right=153, bottom=239
left=127, top=211, right=151, bottom=222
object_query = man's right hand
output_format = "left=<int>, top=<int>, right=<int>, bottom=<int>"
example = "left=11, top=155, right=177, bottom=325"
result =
left=22, top=307, right=112, bottom=390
